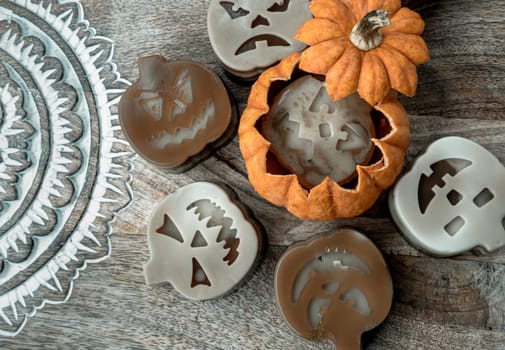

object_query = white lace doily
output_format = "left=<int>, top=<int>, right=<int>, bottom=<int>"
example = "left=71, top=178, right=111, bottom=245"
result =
left=0, top=0, right=132, bottom=336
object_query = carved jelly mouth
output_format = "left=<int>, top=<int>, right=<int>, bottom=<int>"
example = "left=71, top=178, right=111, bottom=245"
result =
left=235, top=34, right=290, bottom=55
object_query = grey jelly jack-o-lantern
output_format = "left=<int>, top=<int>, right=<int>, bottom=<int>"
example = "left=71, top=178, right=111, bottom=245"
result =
left=207, top=0, right=312, bottom=78
left=390, top=136, right=505, bottom=257
left=143, top=182, right=263, bottom=300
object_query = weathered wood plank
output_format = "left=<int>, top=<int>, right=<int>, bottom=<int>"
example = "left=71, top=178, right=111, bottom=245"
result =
left=7, top=234, right=505, bottom=349
left=8, top=0, right=505, bottom=348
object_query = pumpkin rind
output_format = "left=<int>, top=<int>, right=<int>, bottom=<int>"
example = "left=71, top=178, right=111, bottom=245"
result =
left=238, top=53, right=409, bottom=220
left=295, top=0, right=429, bottom=105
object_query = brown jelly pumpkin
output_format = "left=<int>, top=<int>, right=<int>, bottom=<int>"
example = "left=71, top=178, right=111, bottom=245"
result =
left=238, top=52, right=409, bottom=220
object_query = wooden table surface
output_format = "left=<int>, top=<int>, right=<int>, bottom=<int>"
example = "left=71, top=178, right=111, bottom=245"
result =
left=5, top=0, right=505, bottom=349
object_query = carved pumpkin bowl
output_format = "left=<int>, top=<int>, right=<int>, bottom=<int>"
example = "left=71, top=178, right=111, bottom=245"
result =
left=238, top=52, right=410, bottom=220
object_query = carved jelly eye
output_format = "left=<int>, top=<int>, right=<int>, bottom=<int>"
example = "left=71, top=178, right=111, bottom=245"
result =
left=220, top=1, right=250, bottom=19
left=139, top=92, right=163, bottom=121
left=267, top=0, right=290, bottom=12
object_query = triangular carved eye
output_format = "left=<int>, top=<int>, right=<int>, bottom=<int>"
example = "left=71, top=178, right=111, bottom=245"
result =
left=267, top=0, right=290, bottom=12
left=191, top=230, right=208, bottom=247
left=156, top=214, right=184, bottom=243
left=139, top=91, right=163, bottom=121
left=191, top=258, right=211, bottom=287
left=220, top=1, right=250, bottom=19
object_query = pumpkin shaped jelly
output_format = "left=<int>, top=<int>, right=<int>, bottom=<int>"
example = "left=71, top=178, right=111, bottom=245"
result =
left=119, top=55, right=235, bottom=172
left=239, top=53, right=409, bottom=220
left=275, top=228, right=393, bottom=349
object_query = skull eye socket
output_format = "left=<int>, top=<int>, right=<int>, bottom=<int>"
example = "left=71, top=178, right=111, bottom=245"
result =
left=156, top=214, right=184, bottom=243
left=267, top=0, right=290, bottom=12
left=220, top=1, right=250, bottom=19
left=446, top=190, right=463, bottom=206
left=473, top=188, right=494, bottom=208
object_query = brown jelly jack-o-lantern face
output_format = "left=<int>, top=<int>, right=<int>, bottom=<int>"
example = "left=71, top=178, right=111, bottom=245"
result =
left=119, top=55, right=233, bottom=170
left=262, top=75, right=375, bottom=188
left=275, top=228, right=393, bottom=349
left=207, top=0, right=312, bottom=78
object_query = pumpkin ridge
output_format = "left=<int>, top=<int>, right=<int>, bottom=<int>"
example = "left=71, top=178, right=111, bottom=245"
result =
left=295, top=18, right=346, bottom=46
left=383, top=7, right=425, bottom=35
left=374, top=46, right=417, bottom=97
left=366, top=0, right=401, bottom=16
left=340, top=0, right=368, bottom=20
left=309, top=0, right=356, bottom=31
left=299, top=38, right=348, bottom=75
left=382, top=33, right=429, bottom=65
left=358, top=52, right=389, bottom=105
left=326, top=46, right=363, bottom=101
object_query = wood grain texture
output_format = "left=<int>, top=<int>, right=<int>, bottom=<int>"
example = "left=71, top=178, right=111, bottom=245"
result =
left=7, top=0, right=505, bottom=349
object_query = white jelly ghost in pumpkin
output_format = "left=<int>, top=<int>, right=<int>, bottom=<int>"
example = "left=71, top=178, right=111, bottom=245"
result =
left=207, top=0, right=312, bottom=78
left=389, top=136, right=505, bottom=256
left=144, top=182, right=262, bottom=300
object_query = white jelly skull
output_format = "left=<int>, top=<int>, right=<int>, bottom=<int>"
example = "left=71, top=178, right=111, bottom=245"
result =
left=389, top=137, right=505, bottom=256
left=207, top=0, right=312, bottom=78
left=263, top=75, right=374, bottom=188
left=144, top=182, right=261, bottom=300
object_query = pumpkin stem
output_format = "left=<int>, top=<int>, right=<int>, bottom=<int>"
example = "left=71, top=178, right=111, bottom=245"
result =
left=349, top=10, right=391, bottom=51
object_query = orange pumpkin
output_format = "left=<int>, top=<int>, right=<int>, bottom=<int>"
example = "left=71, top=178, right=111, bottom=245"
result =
left=239, top=52, right=409, bottom=220
left=295, top=0, right=429, bottom=105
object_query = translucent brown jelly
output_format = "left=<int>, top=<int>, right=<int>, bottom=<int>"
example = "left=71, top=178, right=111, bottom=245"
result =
left=119, top=55, right=234, bottom=172
left=275, top=228, right=393, bottom=349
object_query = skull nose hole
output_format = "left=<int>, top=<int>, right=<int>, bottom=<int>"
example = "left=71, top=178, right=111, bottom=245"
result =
left=191, top=230, right=208, bottom=247
left=444, top=216, right=465, bottom=236
left=251, top=15, right=270, bottom=28
left=319, top=123, right=332, bottom=138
